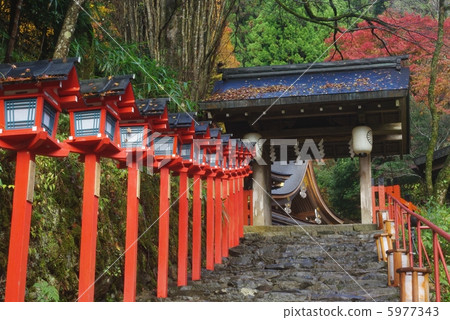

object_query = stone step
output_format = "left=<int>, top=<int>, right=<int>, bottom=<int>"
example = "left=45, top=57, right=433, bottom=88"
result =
left=137, top=224, right=399, bottom=302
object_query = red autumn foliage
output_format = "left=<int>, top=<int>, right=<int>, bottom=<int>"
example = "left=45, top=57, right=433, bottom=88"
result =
left=326, top=10, right=449, bottom=113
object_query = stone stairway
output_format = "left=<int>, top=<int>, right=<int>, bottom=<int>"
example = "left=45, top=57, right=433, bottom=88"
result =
left=138, top=224, right=399, bottom=302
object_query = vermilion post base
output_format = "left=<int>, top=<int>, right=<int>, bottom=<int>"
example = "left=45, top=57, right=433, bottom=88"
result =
left=78, top=154, right=101, bottom=302
left=123, top=162, right=140, bottom=302
left=5, top=151, right=35, bottom=302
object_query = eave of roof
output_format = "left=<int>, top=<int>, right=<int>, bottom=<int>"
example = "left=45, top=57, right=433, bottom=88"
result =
left=80, top=75, right=135, bottom=97
left=0, top=57, right=80, bottom=85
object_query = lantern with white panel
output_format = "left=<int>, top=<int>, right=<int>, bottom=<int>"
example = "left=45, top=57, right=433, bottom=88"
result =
left=168, top=112, right=197, bottom=287
left=117, top=98, right=155, bottom=302
left=65, top=75, right=135, bottom=157
left=0, top=58, right=81, bottom=302
left=189, top=121, right=211, bottom=281
left=63, top=74, right=135, bottom=302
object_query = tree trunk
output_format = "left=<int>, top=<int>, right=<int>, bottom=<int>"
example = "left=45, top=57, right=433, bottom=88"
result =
left=434, top=154, right=450, bottom=204
left=4, top=0, right=23, bottom=63
left=425, top=0, right=446, bottom=200
left=115, top=0, right=236, bottom=101
left=53, top=0, right=87, bottom=60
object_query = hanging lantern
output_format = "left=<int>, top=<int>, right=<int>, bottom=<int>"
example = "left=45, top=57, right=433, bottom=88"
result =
left=243, top=132, right=263, bottom=161
left=352, top=126, right=372, bottom=156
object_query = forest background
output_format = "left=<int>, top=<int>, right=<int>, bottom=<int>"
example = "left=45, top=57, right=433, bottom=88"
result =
left=0, top=0, right=448, bottom=301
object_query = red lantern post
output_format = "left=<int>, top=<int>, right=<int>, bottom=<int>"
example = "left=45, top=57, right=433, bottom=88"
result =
left=166, top=112, right=197, bottom=287
left=0, top=58, right=80, bottom=301
left=64, top=75, right=134, bottom=301
left=116, top=98, right=161, bottom=302
left=145, top=111, right=182, bottom=298
left=190, top=122, right=210, bottom=280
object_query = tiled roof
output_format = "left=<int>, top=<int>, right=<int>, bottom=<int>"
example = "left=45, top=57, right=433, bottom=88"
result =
left=206, top=56, right=409, bottom=102
left=80, top=75, right=134, bottom=97
left=195, top=121, right=210, bottom=135
left=137, top=98, right=169, bottom=116
left=0, top=57, right=80, bottom=84
left=168, top=112, right=196, bottom=128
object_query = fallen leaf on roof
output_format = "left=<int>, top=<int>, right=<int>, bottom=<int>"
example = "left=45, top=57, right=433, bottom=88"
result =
left=206, top=84, right=292, bottom=101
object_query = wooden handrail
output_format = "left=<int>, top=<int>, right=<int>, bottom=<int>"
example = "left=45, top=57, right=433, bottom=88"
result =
left=384, top=192, right=450, bottom=302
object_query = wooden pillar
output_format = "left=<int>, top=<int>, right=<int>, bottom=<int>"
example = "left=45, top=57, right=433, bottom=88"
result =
left=359, top=154, right=373, bottom=224
left=177, top=170, right=189, bottom=286
left=191, top=175, right=202, bottom=281
left=5, top=151, right=36, bottom=302
left=229, top=178, right=236, bottom=248
left=206, top=175, right=215, bottom=270
left=239, top=177, right=244, bottom=238
left=214, top=177, right=222, bottom=264
left=252, top=149, right=272, bottom=226
left=157, top=167, right=170, bottom=298
left=221, top=178, right=229, bottom=258
left=123, top=162, right=140, bottom=301
left=78, top=154, right=101, bottom=302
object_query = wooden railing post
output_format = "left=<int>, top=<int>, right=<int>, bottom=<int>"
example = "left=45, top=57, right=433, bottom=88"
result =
left=397, top=267, right=431, bottom=302
left=378, top=192, right=450, bottom=301
left=433, top=232, right=441, bottom=302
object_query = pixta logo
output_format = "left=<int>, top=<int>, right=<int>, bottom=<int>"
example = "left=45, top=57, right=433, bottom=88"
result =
left=242, top=138, right=325, bottom=165
left=123, top=130, right=325, bottom=172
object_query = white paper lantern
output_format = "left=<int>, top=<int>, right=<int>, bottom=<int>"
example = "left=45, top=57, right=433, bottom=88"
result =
left=352, top=126, right=372, bottom=156
left=243, top=132, right=263, bottom=161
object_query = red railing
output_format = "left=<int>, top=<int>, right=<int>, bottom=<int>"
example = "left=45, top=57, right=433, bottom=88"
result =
left=373, top=185, right=450, bottom=301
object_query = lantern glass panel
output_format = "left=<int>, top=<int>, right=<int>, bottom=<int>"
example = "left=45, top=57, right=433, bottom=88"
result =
left=208, top=153, right=216, bottom=166
left=193, top=148, right=204, bottom=164
left=4, top=98, right=37, bottom=129
left=180, top=144, right=192, bottom=160
left=120, top=126, right=144, bottom=148
left=193, top=147, right=205, bottom=164
left=74, top=110, right=101, bottom=137
left=154, top=136, right=174, bottom=156
left=105, top=113, right=116, bottom=140
left=41, top=101, right=57, bottom=135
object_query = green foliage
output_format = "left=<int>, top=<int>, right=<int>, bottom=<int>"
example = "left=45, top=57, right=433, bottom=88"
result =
left=30, top=280, right=60, bottom=302
left=230, top=0, right=331, bottom=67
left=0, top=0, right=198, bottom=301
left=71, top=36, right=195, bottom=113
left=0, top=0, right=89, bottom=61
left=315, top=159, right=361, bottom=221
left=417, top=200, right=450, bottom=301
left=410, top=100, right=450, bottom=157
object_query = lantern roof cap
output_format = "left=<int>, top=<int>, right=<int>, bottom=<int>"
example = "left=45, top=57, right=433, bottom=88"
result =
left=168, top=112, right=196, bottom=128
left=80, top=74, right=135, bottom=97
left=195, top=121, right=210, bottom=135
left=221, top=134, right=231, bottom=144
left=0, top=57, right=80, bottom=85
left=209, top=128, right=221, bottom=139
left=137, top=98, right=169, bottom=116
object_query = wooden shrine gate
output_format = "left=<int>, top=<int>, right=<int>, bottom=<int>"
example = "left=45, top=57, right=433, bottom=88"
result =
left=0, top=58, right=253, bottom=302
